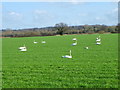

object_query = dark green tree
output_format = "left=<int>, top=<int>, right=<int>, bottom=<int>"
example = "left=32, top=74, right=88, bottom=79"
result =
left=55, top=23, right=68, bottom=35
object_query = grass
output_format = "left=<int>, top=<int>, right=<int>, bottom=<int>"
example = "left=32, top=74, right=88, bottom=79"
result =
left=2, top=34, right=118, bottom=88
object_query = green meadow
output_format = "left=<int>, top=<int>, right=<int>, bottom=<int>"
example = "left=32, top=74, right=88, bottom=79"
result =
left=2, top=34, right=118, bottom=88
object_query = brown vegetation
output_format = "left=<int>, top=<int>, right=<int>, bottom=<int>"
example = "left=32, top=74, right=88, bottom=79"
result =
left=1, top=23, right=118, bottom=37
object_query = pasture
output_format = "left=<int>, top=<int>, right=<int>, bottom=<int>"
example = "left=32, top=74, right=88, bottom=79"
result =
left=2, top=34, right=118, bottom=88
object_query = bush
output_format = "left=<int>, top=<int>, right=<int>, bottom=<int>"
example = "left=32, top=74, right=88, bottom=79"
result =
left=98, top=31, right=105, bottom=34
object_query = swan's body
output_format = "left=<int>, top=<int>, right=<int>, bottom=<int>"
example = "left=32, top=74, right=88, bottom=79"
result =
left=19, top=45, right=26, bottom=50
left=72, top=40, right=77, bottom=46
left=19, top=45, right=27, bottom=51
left=62, top=55, right=72, bottom=58
left=20, top=48, right=27, bottom=51
left=96, top=42, right=101, bottom=45
left=85, top=47, right=89, bottom=49
left=72, top=38, right=77, bottom=41
left=72, top=42, right=77, bottom=46
left=42, top=41, right=46, bottom=44
left=62, top=50, right=72, bottom=58
left=19, top=47, right=26, bottom=50
left=96, top=39, right=101, bottom=42
left=34, top=41, right=38, bottom=44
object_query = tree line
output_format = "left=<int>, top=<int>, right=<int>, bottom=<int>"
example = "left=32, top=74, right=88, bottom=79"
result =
left=1, top=23, right=119, bottom=37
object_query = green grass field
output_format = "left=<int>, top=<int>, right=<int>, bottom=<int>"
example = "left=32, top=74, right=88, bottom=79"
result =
left=2, top=34, right=118, bottom=88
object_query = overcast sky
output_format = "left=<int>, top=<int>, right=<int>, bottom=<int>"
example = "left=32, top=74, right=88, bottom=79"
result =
left=2, top=2, right=118, bottom=29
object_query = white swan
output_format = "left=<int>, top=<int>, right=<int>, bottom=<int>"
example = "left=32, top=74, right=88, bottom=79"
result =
left=34, top=40, right=38, bottom=44
left=72, top=42, right=77, bottom=46
left=96, top=39, right=101, bottom=42
left=72, top=38, right=77, bottom=41
left=19, top=44, right=27, bottom=51
left=42, top=41, right=46, bottom=44
left=85, top=47, right=89, bottom=49
left=96, top=42, right=101, bottom=45
left=20, top=48, right=27, bottom=51
left=96, top=36, right=101, bottom=42
left=19, top=44, right=26, bottom=50
left=72, top=41, right=77, bottom=46
left=62, top=50, right=72, bottom=58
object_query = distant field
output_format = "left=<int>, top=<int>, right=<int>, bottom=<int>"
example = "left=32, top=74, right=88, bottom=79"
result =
left=2, top=34, right=118, bottom=88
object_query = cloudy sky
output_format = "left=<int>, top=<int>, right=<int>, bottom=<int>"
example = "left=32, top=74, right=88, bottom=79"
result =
left=2, top=2, right=118, bottom=29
